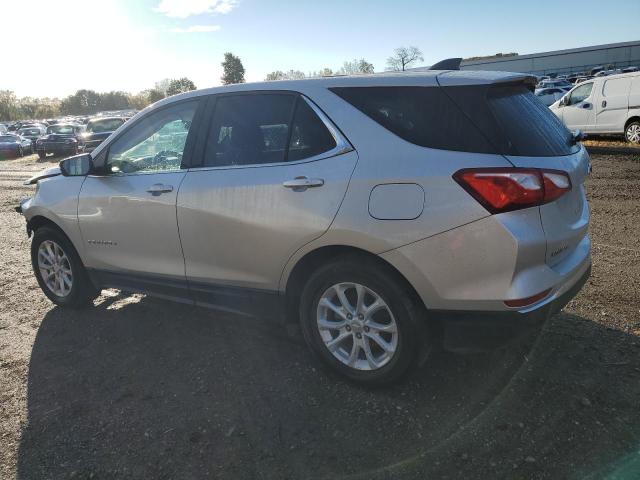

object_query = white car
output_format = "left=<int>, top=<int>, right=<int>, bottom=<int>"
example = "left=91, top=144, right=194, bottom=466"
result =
left=535, top=87, right=567, bottom=106
left=550, top=71, right=640, bottom=143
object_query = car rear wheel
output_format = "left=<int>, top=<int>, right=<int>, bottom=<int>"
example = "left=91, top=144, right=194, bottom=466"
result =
left=299, top=255, right=427, bottom=385
left=17, top=146, right=23, bottom=158
left=38, top=152, right=47, bottom=159
left=31, top=227, right=100, bottom=308
left=625, top=121, right=640, bottom=144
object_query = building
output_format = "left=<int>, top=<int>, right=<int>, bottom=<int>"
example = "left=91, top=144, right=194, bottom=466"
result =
left=416, top=41, right=640, bottom=76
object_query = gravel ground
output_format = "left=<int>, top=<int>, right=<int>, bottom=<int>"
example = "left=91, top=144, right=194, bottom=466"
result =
left=0, top=148, right=639, bottom=479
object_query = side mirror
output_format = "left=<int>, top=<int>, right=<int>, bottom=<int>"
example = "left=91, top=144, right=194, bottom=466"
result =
left=59, top=153, right=92, bottom=177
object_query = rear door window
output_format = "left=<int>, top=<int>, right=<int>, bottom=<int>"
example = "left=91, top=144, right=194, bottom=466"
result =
left=203, top=93, right=337, bottom=167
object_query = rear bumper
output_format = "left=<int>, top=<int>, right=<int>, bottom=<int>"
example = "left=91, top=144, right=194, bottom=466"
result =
left=435, top=262, right=591, bottom=352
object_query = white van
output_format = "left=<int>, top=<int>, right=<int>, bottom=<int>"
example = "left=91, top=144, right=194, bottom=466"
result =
left=550, top=71, right=640, bottom=143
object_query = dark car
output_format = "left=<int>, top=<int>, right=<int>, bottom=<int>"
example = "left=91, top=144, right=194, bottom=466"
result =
left=82, top=117, right=128, bottom=152
left=36, top=124, right=85, bottom=159
left=0, top=134, right=33, bottom=158
left=17, top=126, right=47, bottom=149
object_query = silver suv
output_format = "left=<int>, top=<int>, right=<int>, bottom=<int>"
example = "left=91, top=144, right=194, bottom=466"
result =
left=18, top=71, right=591, bottom=384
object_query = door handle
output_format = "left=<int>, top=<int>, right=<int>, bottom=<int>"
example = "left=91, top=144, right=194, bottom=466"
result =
left=282, top=176, right=325, bottom=191
left=582, top=102, right=592, bottom=109
left=146, top=183, right=174, bottom=195
left=601, top=100, right=607, bottom=108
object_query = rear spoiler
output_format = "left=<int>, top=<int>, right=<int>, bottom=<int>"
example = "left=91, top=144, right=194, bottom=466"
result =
left=429, top=58, right=463, bottom=71
left=437, top=70, right=538, bottom=90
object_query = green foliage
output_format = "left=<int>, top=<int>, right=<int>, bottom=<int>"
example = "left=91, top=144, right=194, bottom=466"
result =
left=221, top=52, right=246, bottom=85
left=166, top=78, right=197, bottom=96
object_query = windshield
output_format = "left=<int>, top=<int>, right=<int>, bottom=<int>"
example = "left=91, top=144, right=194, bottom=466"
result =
left=47, top=125, right=75, bottom=135
left=87, top=118, right=124, bottom=133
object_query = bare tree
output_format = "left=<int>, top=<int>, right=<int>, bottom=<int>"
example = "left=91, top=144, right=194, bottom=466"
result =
left=338, top=59, right=375, bottom=75
left=386, top=46, right=424, bottom=71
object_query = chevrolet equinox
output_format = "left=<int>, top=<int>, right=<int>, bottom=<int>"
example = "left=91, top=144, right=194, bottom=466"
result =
left=18, top=71, right=591, bottom=385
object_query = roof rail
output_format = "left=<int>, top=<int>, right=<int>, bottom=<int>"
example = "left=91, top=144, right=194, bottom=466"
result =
left=429, top=58, right=462, bottom=71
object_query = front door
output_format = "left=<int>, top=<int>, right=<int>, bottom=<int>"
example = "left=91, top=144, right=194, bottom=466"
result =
left=78, top=100, right=200, bottom=300
left=177, top=92, right=357, bottom=314
left=561, top=82, right=596, bottom=132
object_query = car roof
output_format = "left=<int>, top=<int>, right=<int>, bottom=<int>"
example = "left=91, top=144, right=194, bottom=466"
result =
left=150, top=70, right=537, bottom=108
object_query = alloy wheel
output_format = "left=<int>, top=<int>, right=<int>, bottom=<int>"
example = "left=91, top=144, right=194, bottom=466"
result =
left=626, top=124, right=640, bottom=144
left=316, top=282, right=398, bottom=371
left=37, top=240, right=73, bottom=297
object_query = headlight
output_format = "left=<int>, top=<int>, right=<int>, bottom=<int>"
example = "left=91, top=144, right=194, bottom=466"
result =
left=36, top=139, right=43, bottom=144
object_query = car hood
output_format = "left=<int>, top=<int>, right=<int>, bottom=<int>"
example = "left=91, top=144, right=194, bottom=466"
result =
left=24, top=165, right=61, bottom=185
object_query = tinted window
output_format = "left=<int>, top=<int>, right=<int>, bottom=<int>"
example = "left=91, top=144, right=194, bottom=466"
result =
left=106, top=100, right=197, bottom=173
left=203, top=94, right=337, bottom=167
left=330, top=86, right=495, bottom=153
left=332, top=85, right=577, bottom=157
left=288, top=99, right=337, bottom=161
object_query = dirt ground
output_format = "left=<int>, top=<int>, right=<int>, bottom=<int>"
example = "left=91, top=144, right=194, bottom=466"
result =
left=0, top=147, right=639, bottom=480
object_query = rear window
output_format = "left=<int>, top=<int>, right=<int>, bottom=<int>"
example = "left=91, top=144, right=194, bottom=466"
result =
left=331, top=85, right=577, bottom=157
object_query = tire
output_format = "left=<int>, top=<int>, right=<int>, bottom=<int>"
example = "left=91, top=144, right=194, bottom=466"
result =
left=299, top=255, right=428, bottom=385
left=625, top=121, right=640, bottom=144
left=38, top=152, right=46, bottom=159
left=31, top=226, right=100, bottom=308
left=17, top=146, right=23, bottom=158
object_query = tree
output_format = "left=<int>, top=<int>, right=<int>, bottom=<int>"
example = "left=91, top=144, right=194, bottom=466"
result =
left=99, top=91, right=131, bottom=111
left=166, top=78, right=197, bottom=96
left=221, top=52, right=245, bottom=85
left=265, top=70, right=306, bottom=81
left=155, top=78, right=172, bottom=95
left=60, top=89, right=101, bottom=115
left=339, top=59, right=374, bottom=75
left=146, top=88, right=166, bottom=104
left=386, top=46, right=424, bottom=71
left=0, top=90, right=19, bottom=121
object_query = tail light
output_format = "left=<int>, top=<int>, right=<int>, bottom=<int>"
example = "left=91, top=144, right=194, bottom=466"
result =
left=453, top=168, right=572, bottom=214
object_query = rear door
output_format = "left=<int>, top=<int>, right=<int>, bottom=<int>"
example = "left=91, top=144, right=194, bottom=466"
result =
left=595, top=76, right=632, bottom=133
left=177, top=92, right=357, bottom=314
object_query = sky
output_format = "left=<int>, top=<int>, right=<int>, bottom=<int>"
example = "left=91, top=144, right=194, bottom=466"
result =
left=3, top=0, right=639, bottom=98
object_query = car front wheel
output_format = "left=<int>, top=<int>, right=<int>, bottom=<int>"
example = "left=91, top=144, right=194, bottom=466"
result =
left=299, top=256, right=427, bottom=385
left=31, top=227, right=100, bottom=307
left=625, top=121, right=640, bottom=144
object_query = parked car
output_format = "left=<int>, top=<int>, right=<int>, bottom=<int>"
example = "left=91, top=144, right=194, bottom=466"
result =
left=35, top=123, right=85, bottom=159
left=622, top=66, right=639, bottom=73
left=550, top=71, right=640, bottom=143
left=17, top=126, right=47, bottom=148
left=82, top=116, right=128, bottom=152
left=0, top=124, right=7, bottom=134
left=18, top=72, right=591, bottom=384
left=0, top=134, right=33, bottom=158
left=538, top=79, right=572, bottom=90
left=535, top=87, right=567, bottom=106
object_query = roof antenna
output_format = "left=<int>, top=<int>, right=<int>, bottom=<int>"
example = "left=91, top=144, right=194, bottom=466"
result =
left=429, top=58, right=462, bottom=71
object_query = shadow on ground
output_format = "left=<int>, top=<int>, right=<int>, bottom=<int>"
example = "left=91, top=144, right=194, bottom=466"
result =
left=16, top=293, right=640, bottom=479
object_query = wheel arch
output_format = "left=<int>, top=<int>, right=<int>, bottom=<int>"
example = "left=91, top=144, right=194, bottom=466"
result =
left=283, top=245, right=426, bottom=326
left=624, top=116, right=640, bottom=131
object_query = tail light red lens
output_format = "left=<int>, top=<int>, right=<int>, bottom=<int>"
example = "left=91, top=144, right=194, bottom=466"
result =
left=453, top=168, right=572, bottom=214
